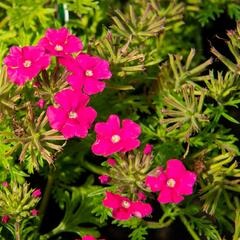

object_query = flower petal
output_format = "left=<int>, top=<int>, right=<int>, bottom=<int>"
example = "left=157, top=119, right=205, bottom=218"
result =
left=166, top=159, right=187, bottom=179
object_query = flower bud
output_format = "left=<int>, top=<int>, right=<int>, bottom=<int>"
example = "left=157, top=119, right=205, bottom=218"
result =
left=98, top=175, right=110, bottom=184
left=143, top=144, right=152, bottom=155
left=32, top=189, right=41, bottom=198
left=1, top=215, right=9, bottom=224
left=2, top=182, right=9, bottom=188
left=107, top=158, right=116, bottom=166
left=31, top=209, right=39, bottom=216
left=37, top=99, right=45, bottom=109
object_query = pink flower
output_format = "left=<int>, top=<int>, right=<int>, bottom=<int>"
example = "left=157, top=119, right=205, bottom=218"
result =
left=2, top=182, right=9, bottom=188
left=47, top=88, right=97, bottom=139
left=143, top=144, right=152, bottom=155
left=103, top=192, right=152, bottom=220
left=107, top=158, right=116, bottom=166
left=82, top=236, right=96, bottom=240
left=4, top=46, right=50, bottom=85
left=38, top=28, right=83, bottom=57
left=103, top=192, right=134, bottom=220
left=98, top=175, right=110, bottom=184
left=92, top=115, right=141, bottom=157
left=32, top=189, right=41, bottom=198
left=37, top=99, right=45, bottom=108
left=31, top=209, right=39, bottom=216
left=146, top=159, right=197, bottom=204
left=60, top=54, right=112, bottom=95
left=1, top=215, right=9, bottom=223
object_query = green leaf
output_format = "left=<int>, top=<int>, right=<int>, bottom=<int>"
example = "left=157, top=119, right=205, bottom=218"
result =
left=221, top=112, right=239, bottom=124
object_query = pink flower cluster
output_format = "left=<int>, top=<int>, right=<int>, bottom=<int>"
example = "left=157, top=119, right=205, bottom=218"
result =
left=3, top=27, right=143, bottom=149
left=103, top=192, right=152, bottom=221
left=146, top=159, right=197, bottom=204
left=4, top=28, right=112, bottom=139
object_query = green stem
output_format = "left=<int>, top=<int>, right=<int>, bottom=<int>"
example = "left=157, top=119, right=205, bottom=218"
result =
left=15, top=222, right=21, bottom=240
left=233, top=208, right=240, bottom=240
left=81, top=160, right=105, bottom=175
left=180, top=215, right=200, bottom=240
left=145, top=219, right=173, bottom=229
left=39, top=172, right=54, bottom=226
left=41, top=222, right=65, bottom=239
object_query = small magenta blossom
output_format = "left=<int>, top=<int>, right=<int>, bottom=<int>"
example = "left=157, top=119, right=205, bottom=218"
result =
left=98, top=175, right=110, bottom=184
left=60, top=54, right=112, bottom=95
left=2, top=182, right=9, bottom=188
left=47, top=88, right=97, bottom=139
left=4, top=46, right=50, bottom=85
left=32, top=189, right=41, bottom=198
left=107, top=158, right=116, bottom=166
left=137, top=192, right=146, bottom=201
left=31, top=209, right=39, bottom=216
left=103, top=192, right=152, bottom=221
left=92, top=114, right=141, bottom=157
left=82, top=236, right=96, bottom=240
left=37, top=99, right=45, bottom=109
left=1, top=215, right=9, bottom=224
left=143, top=144, right=152, bottom=155
left=146, top=159, right=197, bottom=204
left=38, top=28, right=83, bottom=56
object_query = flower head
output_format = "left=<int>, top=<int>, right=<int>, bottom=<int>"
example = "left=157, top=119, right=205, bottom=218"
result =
left=38, top=28, right=83, bottom=56
left=60, top=54, right=112, bottom=95
left=4, top=46, right=50, bottom=85
left=92, top=114, right=141, bottom=157
left=103, top=192, right=152, bottom=220
left=32, top=189, right=41, bottom=198
left=103, top=192, right=134, bottom=220
left=146, top=159, right=197, bottom=204
left=47, top=88, right=97, bottom=139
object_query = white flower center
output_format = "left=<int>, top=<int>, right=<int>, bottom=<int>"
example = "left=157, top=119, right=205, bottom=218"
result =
left=122, top=200, right=130, bottom=209
left=55, top=45, right=63, bottom=51
left=85, top=70, right=93, bottom=77
left=69, top=111, right=77, bottom=119
left=111, top=134, right=121, bottom=143
left=23, top=60, right=32, bottom=68
left=167, top=178, right=176, bottom=188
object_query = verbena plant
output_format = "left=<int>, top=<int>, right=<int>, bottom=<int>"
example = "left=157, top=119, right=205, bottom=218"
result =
left=0, top=1, right=239, bottom=240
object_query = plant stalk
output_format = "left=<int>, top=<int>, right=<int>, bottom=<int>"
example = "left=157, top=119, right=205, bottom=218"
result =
left=15, top=221, right=21, bottom=240
left=180, top=215, right=200, bottom=240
